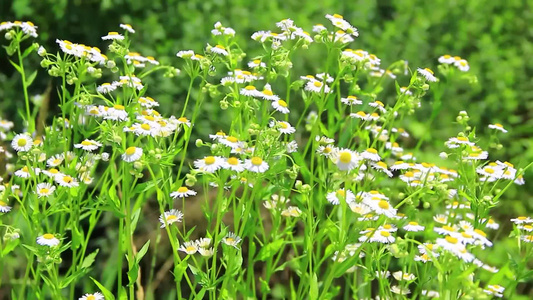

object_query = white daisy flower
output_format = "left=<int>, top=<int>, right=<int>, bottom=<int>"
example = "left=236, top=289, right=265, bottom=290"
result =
left=198, top=247, right=215, bottom=257
left=361, top=148, right=381, bottom=161
left=96, top=82, right=117, bottom=94
left=248, top=59, right=266, bottom=68
left=454, top=59, right=470, bottom=72
left=37, top=233, right=60, bottom=247
left=341, top=95, right=362, bottom=106
left=170, top=187, right=197, bottom=199
left=281, top=206, right=302, bottom=218
left=222, top=232, right=242, bottom=248
left=240, top=85, right=263, bottom=98
left=488, top=123, right=507, bottom=133
left=0, top=200, right=12, bottom=213
left=326, top=189, right=355, bottom=205
left=369, top=100, right=386, bottom=113
left=102, top=31, right=124, bottom=40
left=369, top=230, right=395, bottom=244
left=272, top=99, right=290, bottom=114
left=210, top=44, right=228, bottom=56
left=159, top=209, right=183, bottom=228
left=119, top=23, right=135, bottom=33
left=417, top=68, right=437, bottom=82
left=46, top=154, right=64, bottom=167
left=176, top=50, right=196, bottom=59
left=403, top=221, right=425, bottom=232
left=79, top=292, right=105, bottom=300
left=179, top=241, right=199, bottom=255
left=122, top=147, right=143, bottom=162
left=15, top=166, right=34, bottom=178
left=194, top=156, right=224, bottom=173
left=74, top=139, right=102, bottom=151
left=11, top=134, right=33, bottom=152
left=332, top=148, right=360, bottom=171
left=438, top=54, right=455, bottom=64
left=55, top=174, right=79, bottom=188
left=304, top=80, right=331, bottom=94
left=36, top=183, right=56, bottom=198
left=392, top=271, right=416, bottom=281
left=224, top=157, right=245, bottom=172
left=244, top=157, right=269, bottom=173
left=270, top=121, right=295, bottom=134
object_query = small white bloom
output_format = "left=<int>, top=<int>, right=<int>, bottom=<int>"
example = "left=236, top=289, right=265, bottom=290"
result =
left=37, top=233, right=60, bottom=247
left=417, top=67, right=437, bottom=82
left=102, top=31, right=124, bottom=40
left=11, top=134, right=33, bottom=152
left=122, top=147, right=143, bottom=162
left=159, top=209, right=184, bottom=228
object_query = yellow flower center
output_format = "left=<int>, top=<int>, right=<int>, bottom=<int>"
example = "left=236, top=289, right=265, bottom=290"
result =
left=177, top=187, right=189, bottom=193
left=126, top=147, right=137, bottom=155
left=404, top=171, right=414, bottom=178
left=81, top=140, right=93, bottom=146
left=424, top=68, right=434, bottom=74
left=40, top=188, right=49, bottom=194
left=336, top=190, right=346, bottom=197
left=63, top=176, right=73, bottom=183
left=227, top=157, right=239, bottom=165
left=356, top=111, right=366, bottom=117
left=442, top=225, right=455, bottom=232
left=445, top=236, right=458, bottom=244
left=43, top=233, right=55, bottom=240
left=17, top=138, right=27, bottom=146
left=339, top=152, right=352, bottom=164
left=215, top=44, right=225, bottom=49
left=0, top=201, right=6, bottom=206
left=461, top=232, right=472, bottom=238
left=380, top=231, right=390, bottom=237
left=141, top=123, right=151, bottom=131
left=408, top=222, right=418, bottom=226
left=323, top=147, right=332, bottom=154
left=278, top=100, right=288, bottom=107
left=166, top=215, right=177, bottom=221
left=378, top=201, right=389, bottom=209
left=474, top=229, right=486, bottom=237
left=366, top=148, right=377, bottom=154
left=485, top=168, right=495, bottom=174
left=263, top=90, right=273, bottom=96
left=226, top=136, right=238, bottom=143
left=383, top=224, right=392, bottom=229
left=377, top=161, right=387, bottom=168
left=245, top=85, right=256, bottom=90
left=22, top=166, right=29, bottom=172
left=204, top=156, right=216, bottom=165
left=114, top=104, right=125, bottom=110
left=178, top=117, right=188, bottom=123
left=457, top=136, right=468, bottom=142
left=313, top=81, right=323, bottom=87
left=251, top=157, right=263, bottom=166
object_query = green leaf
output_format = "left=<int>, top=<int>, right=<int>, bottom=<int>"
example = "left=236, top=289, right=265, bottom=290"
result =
left=135, top=240, right=150, bottom=264
left=8, top=59, right=23, bottom=73
left=309, top=272, right=318, bottom=300
left=127, top=263, right=139, bottom=285
left=26, top=70, right=38, bottom=87
left=81, top=249, right=99, bottom=269
left=118, top=287, right=127, bottom=300
left=2, top=239, right=20, bottom=256
left=71, top=226, right=83, bottom=250
left=90, top=277, right=115, bottom=300
left=256, top=239, right=283, bottom=261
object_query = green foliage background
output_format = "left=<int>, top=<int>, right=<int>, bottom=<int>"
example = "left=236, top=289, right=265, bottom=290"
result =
left=1, top=0, right=532, bottom=298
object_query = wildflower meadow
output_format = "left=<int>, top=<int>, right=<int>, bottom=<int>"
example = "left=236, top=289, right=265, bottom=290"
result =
left=0, top=13, right=532, bottom=300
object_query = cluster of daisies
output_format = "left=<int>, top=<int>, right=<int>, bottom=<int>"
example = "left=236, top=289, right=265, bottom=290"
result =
left=443, top=134, right=524, bottom=185
left=438, top=54, right=470, bottom=72
left=0, top=20, right=38, bottom=38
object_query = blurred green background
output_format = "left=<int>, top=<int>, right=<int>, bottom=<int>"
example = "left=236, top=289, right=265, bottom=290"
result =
left=1, top=0, right=531, bottom=214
